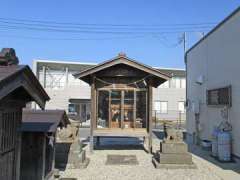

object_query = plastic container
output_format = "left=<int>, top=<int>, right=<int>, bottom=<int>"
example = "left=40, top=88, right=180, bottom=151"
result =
left=217, top=131, right=231, bottom=161
left=212, top=128, right=219, bottom=157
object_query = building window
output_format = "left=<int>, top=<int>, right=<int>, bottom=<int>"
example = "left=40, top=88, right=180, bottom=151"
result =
left=174, top=77, right=186, bottom=89
left=159, top=81, right=169, bottom=88
left=207, top=86, right=232, bottom=106
left=39, top=69, right=66, bottom=90
left=176, top=78, right=181, bottom=88
left=154, top=101, right=168, bottom=113
left=68, top=104, right=78, bottom=115
left=178, top=101, right=185, bottom=113
left=181, top=78, right=186, bottom=88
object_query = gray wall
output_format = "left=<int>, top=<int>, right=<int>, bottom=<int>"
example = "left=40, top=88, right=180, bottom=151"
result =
left=186, top=9, right=240, bottom=156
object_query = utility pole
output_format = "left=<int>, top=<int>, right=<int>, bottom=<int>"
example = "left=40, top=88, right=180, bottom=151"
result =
left=183, top=32, right=187, bottom=54
left=183, top=32, right=187, bottom=65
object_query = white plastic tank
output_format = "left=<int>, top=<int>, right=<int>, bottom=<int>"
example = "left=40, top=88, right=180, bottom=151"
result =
left=217, top=131, right=231, bottom=161
left=211, top=128, right=219, bottom=157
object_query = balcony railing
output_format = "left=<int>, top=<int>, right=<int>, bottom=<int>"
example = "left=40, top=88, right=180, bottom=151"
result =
left=152, top=110, right=186, bottom=130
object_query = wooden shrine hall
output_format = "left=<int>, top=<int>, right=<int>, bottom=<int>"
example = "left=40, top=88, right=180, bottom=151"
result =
left=74, top=53, right=170, bottom=152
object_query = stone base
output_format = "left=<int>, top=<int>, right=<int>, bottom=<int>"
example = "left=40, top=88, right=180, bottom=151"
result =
left=68, top=150, right=90, bottom=169
left=161, top=142, right=188, bottom=154
left=152, top=157, right=196, bottom=169
left=157, top=151, right=193, bottom=164
left=67, top=157, right=90, bottom=169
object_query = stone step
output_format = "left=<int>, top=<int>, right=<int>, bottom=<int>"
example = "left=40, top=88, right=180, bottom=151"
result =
left=152, top=157, right=196, bottom=169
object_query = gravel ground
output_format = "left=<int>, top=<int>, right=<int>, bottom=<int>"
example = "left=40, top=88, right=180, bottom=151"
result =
left=59, top=138, right=222, bottom=180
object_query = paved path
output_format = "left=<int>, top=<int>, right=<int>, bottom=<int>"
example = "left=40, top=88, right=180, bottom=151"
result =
left=60, top=128, right=240, bottom=180
left=60, top=149, right=223, bottom=180
left=59, top=138, right=230, bottom=180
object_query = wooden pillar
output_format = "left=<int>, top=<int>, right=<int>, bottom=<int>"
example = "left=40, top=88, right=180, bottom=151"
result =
left=90, top=76, right=96, bottom=153
left=15, top=110, right=22, bottom=180
left=121, top=90, right=124, bottom=129
left=42, top=134, right=46, bottom=180
left=148, top=86, right=153, bottom=153
left=133, top=89, right=136, bottom=129
left=51, top=134, right=56, bottom=173
left=15, top=131, right=22, bottom=180
left=108, top=90, right=111, bottom=128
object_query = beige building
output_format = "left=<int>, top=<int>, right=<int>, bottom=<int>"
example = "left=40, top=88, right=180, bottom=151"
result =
left=186, top=7, right=240, bottom=156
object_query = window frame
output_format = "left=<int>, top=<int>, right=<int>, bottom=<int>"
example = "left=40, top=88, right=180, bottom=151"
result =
left=178, top=101, right=185, bottom=114
left=154, top=101, right=168, bottom=114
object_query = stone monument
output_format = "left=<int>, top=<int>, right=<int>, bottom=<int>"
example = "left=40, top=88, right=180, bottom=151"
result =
left=153, top=128, right=195, bottom=169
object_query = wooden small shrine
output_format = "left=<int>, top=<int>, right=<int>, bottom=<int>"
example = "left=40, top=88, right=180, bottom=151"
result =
left=74, top=53, right=170, bottom=152
left=20, top=110, right=69, bottom=180
left=0, top=48, right=49, bottom=180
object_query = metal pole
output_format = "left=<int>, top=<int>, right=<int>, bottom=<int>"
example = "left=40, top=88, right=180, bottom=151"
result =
left=42, top=66, right=46, bottom=88
left=155, top=110, right=157, bottom=129
left=179, top=111, right=181, bottom=129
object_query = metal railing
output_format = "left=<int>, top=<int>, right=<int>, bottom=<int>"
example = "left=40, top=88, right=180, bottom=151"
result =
left=152, top=110, right=186, bottom=130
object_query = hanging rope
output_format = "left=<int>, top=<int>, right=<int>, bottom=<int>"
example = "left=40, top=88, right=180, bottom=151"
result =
left=126, top=74, right=151, bottom=86
left=95, top=77, right=112, bottom=85
left=94, top=75, right=152, bottom=86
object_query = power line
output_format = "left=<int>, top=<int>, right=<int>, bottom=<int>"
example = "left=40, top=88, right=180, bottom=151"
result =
left=0, top=17, right=217, bottom=27
left=0, top=33, right=148, bottom=41
left=0, top=17, right=215, bottom=36
left=0, top=20, right=214, bottom=31
left=0, top=24, right=212, bottom=35
left=0, top=17, right=214, bottom=47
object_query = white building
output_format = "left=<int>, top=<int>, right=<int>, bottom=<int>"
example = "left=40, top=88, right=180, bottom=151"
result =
left=186, top=7, right=240, bottom=156
left=33, top=58, right=186, bottom=124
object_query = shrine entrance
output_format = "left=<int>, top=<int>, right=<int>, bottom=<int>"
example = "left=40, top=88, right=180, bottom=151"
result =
left=97, top=89, right=147, bottom=129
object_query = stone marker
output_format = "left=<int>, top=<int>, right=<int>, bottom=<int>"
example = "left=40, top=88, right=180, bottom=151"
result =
left=153, top=128, right=195, bottom=169
left=69, top=139, right=90, bottom=169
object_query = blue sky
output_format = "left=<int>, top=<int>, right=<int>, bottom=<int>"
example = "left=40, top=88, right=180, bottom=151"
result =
left=0, top=0, right=239, bottom=68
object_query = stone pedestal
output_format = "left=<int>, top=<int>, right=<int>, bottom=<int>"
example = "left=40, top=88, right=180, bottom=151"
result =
left=153, top=129, right=195, bottom=169
left=158, top=142, right=192, bottom=164
left=66, top=140, right=90, bottom=169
